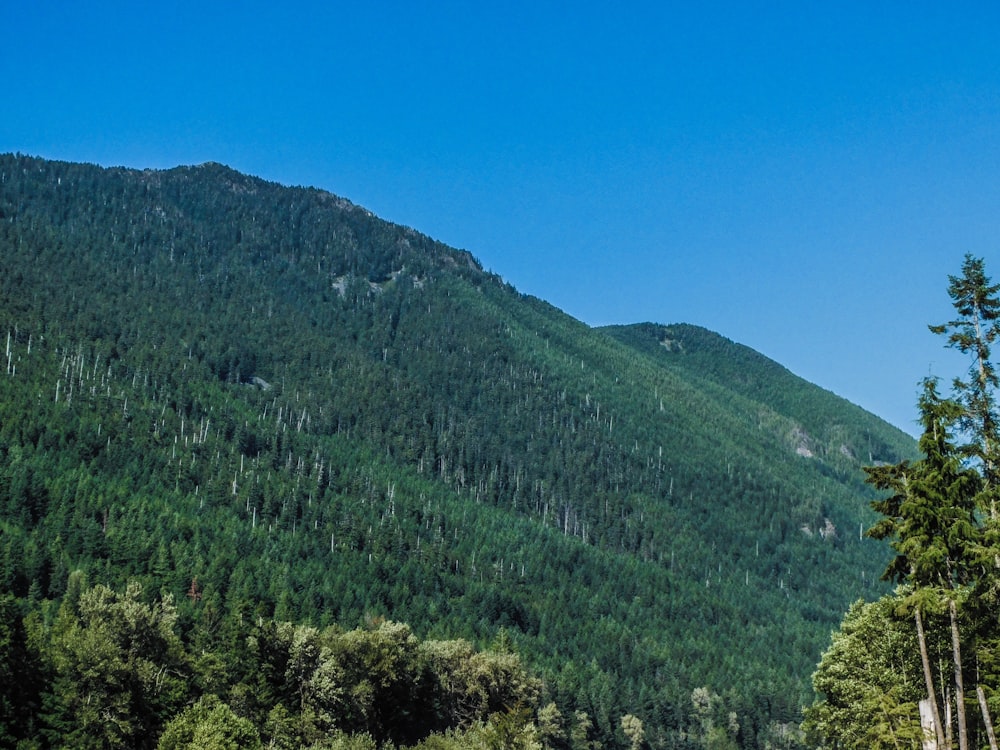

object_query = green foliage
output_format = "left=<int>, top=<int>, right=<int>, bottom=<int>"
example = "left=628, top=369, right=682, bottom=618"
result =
left=688, top=687, right=740, bottom=750
left=14, top=579, right=547, bottom=750
left=865, top=378, right=980, bottom=592
left=418, top=636, right=541, bottom=731
left=929, top=253, right=1000, bottom=481
left=0, top=594, right=43, bottom=744
left=619, top=713, right=644, bottom=750
left=804, top=596, right=925, bottom=748
left=38, top=581, right=190, bottom=748
left=601, top=321, right=908, bottom=475
left=407, top=709, right=541, bottom=750
left=157, top=695, right=262, bottom=750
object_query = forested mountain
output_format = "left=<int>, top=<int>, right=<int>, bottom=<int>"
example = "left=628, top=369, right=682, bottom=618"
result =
left=0, top=154, right=914, bottom=748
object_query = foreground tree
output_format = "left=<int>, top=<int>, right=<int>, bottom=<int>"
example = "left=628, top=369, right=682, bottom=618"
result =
left=929, top=254, right=1000, bottom=748
left=39, top=579, right=191, bottom=749
left=803, top=596, right=925, bottom=748
left=865, top=378, right=980, bottom=750
left=157, top=695, right=262, bottom=750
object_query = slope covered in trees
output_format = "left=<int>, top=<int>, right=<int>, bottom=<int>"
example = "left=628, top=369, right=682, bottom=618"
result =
left=601, top=322, right=907, bottom=469
left=0, top=154, right=914, bottom=748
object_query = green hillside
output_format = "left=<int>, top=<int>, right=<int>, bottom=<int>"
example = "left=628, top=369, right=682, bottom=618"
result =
left=600, top=322, right=910, bottom=467
left=0, top=154, right=914, bottom=748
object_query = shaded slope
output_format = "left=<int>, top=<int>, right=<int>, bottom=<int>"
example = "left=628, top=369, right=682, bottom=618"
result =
left=0, top=154, right=914, bottom=746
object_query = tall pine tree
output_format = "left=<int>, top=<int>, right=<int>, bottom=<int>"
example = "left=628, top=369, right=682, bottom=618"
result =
left=929, top=253, right=1000, bottom=503
left=866, top=378, right=981, bottom=750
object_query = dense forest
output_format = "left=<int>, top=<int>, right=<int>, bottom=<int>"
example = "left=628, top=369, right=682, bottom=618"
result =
left=0, top=154, right=915, bottom=748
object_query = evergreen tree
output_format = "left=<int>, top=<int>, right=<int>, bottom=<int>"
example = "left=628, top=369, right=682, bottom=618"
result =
left=930, top=259, right=1000, bottom=737
left=866, top=378, right=980, bottom=750
left=929, top=253, right=1000, bottom=492
left=0, top=595, right=43, bottom=744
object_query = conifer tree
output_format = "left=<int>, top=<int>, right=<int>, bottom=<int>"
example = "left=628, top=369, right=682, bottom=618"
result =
left=929, top=253, right=1000, bottom=504
left=929, top=255, right=1000, bottom=745
left=866, top=378, right=981, bottom=750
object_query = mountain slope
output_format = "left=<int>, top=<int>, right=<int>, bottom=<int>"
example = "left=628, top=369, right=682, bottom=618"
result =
left=0, top=154, right=914, bottom=747
left=601, top=322, right=910, bottom=466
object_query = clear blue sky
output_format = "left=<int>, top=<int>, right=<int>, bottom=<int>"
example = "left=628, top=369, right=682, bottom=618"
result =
left=5, top=2, right=1000, bottom=436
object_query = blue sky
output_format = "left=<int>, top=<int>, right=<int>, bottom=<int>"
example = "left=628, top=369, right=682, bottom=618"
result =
left=4, top=2, right=1000, bottom=435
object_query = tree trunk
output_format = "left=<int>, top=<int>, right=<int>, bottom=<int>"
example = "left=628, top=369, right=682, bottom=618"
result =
left=947, top=688, right=954, bottom=750
left=949, top=598, right=968, bottom=750
left=977, top=685, right=999, bottom=750
left=920, top=700, right=940, bottom=750
left=916, top=607, right=947, bottom=750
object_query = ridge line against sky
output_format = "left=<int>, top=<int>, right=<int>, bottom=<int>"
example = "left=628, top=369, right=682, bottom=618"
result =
left=5, top=2, right=1000, bottom=436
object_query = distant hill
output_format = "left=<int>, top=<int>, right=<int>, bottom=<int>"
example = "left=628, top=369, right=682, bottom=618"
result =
left=0, top=154, right=914, bottom=748
left=601, top=322, right=906, bottom=466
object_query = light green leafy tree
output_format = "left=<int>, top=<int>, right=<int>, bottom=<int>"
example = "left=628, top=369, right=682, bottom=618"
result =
left=330, top=619, right=422, bottom=741
left=536, top=702, right=567, bottom=749
left=689, top=687, right=738, bottom=750
left=620, top=713, right=645, bottom=750
left=406, top=708, right=541, bottom=750
left=418, top=636, right=541, bottom=730
left=303, top=730, right=379, bottom=750
left=157, top=694, right=262, bottom=750
left=569, top=709, right=602, bottom=750
left=803, top=595, right=926, bottom=749
left=41, top=580, right=191, bottom=749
